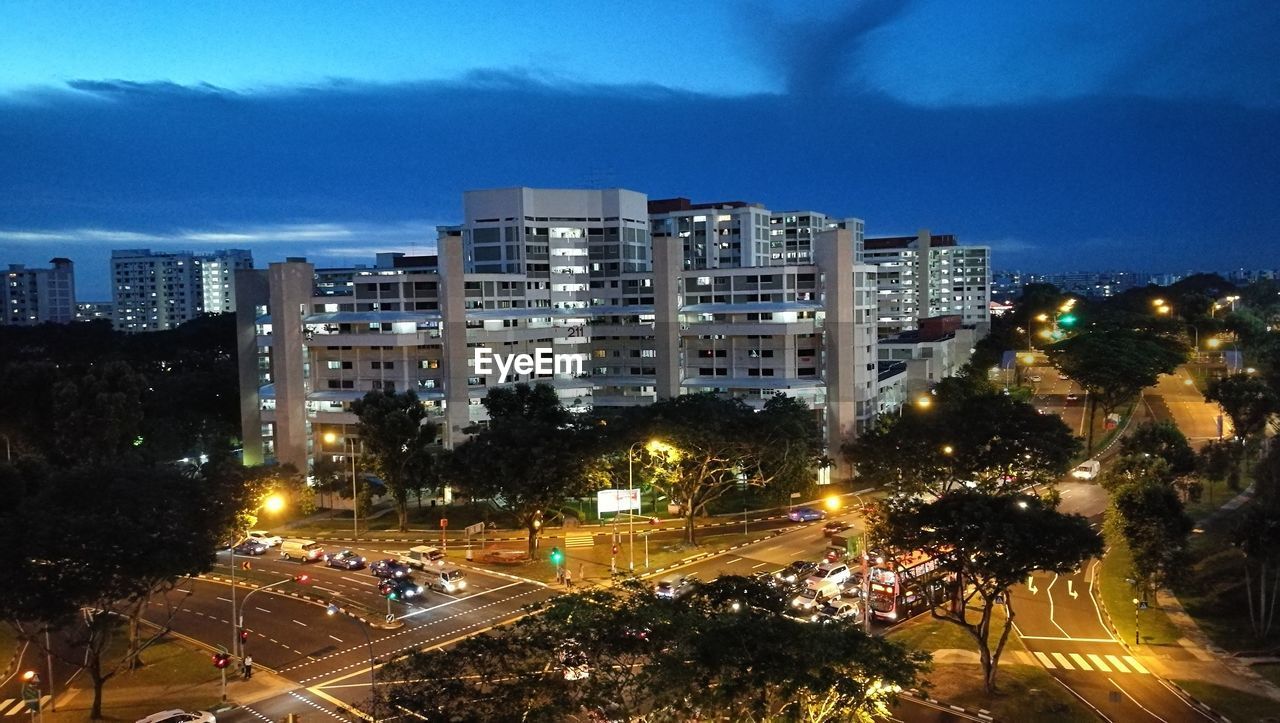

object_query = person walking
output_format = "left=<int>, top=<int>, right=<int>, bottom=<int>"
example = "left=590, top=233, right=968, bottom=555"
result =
left=242, top=654, right=254, bottom=680
left=564, top=568, right=573, bottom=589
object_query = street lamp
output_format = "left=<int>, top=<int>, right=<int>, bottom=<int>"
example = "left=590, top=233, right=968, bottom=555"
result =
left=627, top=439, right=668, bottom=571
left=229, top=493, right=286, bottom=663
left=323, top=431, right=361, bottom=542
left=326, top=604, right=378, bottom=720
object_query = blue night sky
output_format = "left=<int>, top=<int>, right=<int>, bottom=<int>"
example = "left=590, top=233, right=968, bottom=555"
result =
left=1, top=0, right=1278, bottom=298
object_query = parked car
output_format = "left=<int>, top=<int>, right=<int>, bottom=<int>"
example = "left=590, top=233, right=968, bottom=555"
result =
left=232, top=540, right=269, bottom=556
left=775, top=560, right=819, bottom=586
left=654, top=573, right=698, bottom=600
left=246, top=531, right=282, bottom=547
left=814, top=599, right=861, bottom=624
left=279, top=539, right=324, bottom=562
left=806, top=562, right=851, bottom=588
left=136, top=710, right=216, bottom=723
left=427, top=568, right=468, bottom=594
left=378, top=577, right=424, bottom=600
left=822, top=520, right=852, bottom=537
left=398, top=545, right=446, bottom=570
left=788, top=506, right=826, bottom=522
left=371, top=559, right=413, bottom=579
left=325, top=549, right=367, bottom=570
left=1072, top=460, right=1101, bottom=480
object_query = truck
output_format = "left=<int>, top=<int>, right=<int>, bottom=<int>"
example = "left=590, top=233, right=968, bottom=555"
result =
left=1071, top=460, right=1101, bottom=480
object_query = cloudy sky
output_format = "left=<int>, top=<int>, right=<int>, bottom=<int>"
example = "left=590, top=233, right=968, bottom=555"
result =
left=2, top=1, right=1277, bottom=298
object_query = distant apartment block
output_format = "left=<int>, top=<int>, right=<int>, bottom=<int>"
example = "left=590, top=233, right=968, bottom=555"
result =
left=111, top=249, right=253, bottom=331
left=1, top=258, right=76, bottom=325
left=862, top=231, right=990, bottom=336
left=238, top=188, right=898, bottom=484
left=75, top=301, right=114, bottom=322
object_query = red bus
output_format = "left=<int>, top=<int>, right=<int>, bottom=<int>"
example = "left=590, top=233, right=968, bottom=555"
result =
left=866, top=550, right=950, bottom=622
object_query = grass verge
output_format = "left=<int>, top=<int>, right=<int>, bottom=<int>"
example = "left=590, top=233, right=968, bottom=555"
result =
left=1172, top=512, right=1277, bottom=653
left=1098, top=536, right=1182, bottom=645
left=1172, top=679, right=1280, bottom=723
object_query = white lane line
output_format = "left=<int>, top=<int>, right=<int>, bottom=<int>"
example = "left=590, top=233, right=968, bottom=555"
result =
left=1045, top=574, right=1072, bottom=638
left=1068, top=653, right=1092, bottom=670
left=396, top=581, right=523, bottom=621
left=751, top=561, right=770, bottom=569
left=722, top=557, right=742, bottom=565
left=1051, top=652, right=1075, bottom=670
left=1108, top=678, right=1169, bottom=723
left=255, top=606, right=271, bottom=613
left=1033, top=651, right=1056, bottom=668
left=1021, top=635, right=1117, bottom=643
left=328, top=635, right=344, bottom=643
left=340, top=576, right=375, bottom=587
left=216, top=596, right=232, bottom=603
left=1105, top=655, right=1130, bottom=673
left=1123, top=656, right=1149, bottom=674
left=293, top=619, right=308, bottom=627
left=3, top=700, right=27, bottom=715
left=1087, top=654, right=1112, bottom=672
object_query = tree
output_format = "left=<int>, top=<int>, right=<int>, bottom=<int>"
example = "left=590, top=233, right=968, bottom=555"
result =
left=1206, top=373, right=1278, bottom=445
left=1119, top=421, right=1197, bottom=477
left=351, top=390, right=441, bottom=532
left=872, top=491, right=1102, bottom=693
left=1047, top=328, right=1186, bottom=454
left=844, top=387, right=1078, bottom=496
left=1107, top=481, right=1193, bottom=596
left=449, top=384, right=600, bottom=556
left=640, top=393, right=824, bottom=544
left=52, top=361, right=146, bottom=466
left=374, top=579, right=925, bottom=722
left=1229, top=503, right=1280, bottom=639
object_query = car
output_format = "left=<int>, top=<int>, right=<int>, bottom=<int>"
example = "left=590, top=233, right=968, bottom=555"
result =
left=325, top=549, right=367, bottom=570
left=1065, top=393, right=1080, bottom=403
left=246, top=531, right=282, bottom=547
left=822, top=520, right=852, bottom=537
left=371, top=559, right=413, bottom=579
left=398, top=545, right=446, bottom=570
left=788, top=506, right=826, bottom=522
left=823, top=546, right=851, bottom=564
left=776, top=560, right=819, bottom=586
left=840, top=574, right=866, bottom=599
left=806, top=562, right=851, bottom=588
left=654, top=573, right=698, bottom=600
left=1058, top=372, right=1069, bottom=381
left=378, top=577, right=425, bottom=600
left=814, top=600, right=861, bottom=624
left=790, top=583, right=838, bottom=612
left=1029, top=374, right=1043, bottom=383
left=136, top=710, right=216, bottom=723
left=232, top=539, right=269, bottom=556
left=427, top=568, right=468, bottom=594
left=279, top=539, right=325, bottom=562
left=1072, top=460, right=1101, bottom=480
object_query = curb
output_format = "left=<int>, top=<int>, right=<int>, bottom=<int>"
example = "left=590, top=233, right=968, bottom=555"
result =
left=902, top=688, right=993, bottom=721
left=1088, top=561, right=1231, bottom=722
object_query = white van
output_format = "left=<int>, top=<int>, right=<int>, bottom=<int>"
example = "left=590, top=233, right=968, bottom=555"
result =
left=1071, top=460, right=1101, bottom=480
left=398, top=545, right=446, bottom=570
left=279, top=539, right=325, bottom=562
left=428, top=568, right=468, bottom=594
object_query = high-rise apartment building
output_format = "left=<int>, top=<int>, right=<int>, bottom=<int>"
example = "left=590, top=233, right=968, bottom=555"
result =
left=1, top=258, right=76, bottom=325
left=111, top=249, right=253, bottom=331
left=237, top=188, right=890, bottom=483
left=861, top=231, right=990, bottom=335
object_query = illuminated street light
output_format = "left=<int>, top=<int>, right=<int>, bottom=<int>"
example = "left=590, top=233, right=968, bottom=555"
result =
left=824, top=495, right=841, bottom=511
left=915, top=395, right=932, bottom=409
left=942, top=445, right=954, bottom=456
left=1207, top=338, right=1221, bottom=349
left=1035, top=313, right=1049, bottom=322
left=1151, top=298, right=1164, bottom=307
left=263, top=494, right=285, bottom=514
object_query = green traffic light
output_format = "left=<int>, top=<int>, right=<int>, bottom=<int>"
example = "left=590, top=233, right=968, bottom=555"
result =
left=550, top=547, right=563, bottom=564
left=1059, top=314, right=1076, bottom=327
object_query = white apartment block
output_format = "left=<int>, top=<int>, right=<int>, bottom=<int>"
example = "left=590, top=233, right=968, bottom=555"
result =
left=112, top=249, right=253, bottom=331
left=1, top=258, right=76, bottom=325
left=862, top=231, right=991, bottom=336
left=237, top=188, right=891, bottom=483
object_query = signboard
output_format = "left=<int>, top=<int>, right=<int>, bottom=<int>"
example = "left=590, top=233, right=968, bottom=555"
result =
left=464, top=522, right=486, bottom=536
left=440, top=518, right=449, bottom=529
left=596, top=488, right=641, bottom=515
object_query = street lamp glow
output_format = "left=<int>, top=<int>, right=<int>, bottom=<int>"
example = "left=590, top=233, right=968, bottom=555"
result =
left=1207, top=337, right=1221, bottom=349
left=21, top=671, right=36, bottom=683
left=941, top=445, right=954, bottom=456
left=1035, top=313, right=1049, bottom=322
left=915, top=395, right=932, bottom=409
left=323, top=431, right=338, bottom=444
left=1151, top=298, right=1164, bottom=307
left=1022, top=354, right=1035, bottom=365
left=824, top=495, right=841, bottom=511
left=263, top=494, right=285, bottom=514
left=1155, top=305, right=1170, bottom=315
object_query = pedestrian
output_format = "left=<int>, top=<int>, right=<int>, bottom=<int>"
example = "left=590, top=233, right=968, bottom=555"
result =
left=564, top=568, right=573, bottom=588
left=556, top=567, right=564, bottom=585
left=243, top=654, right=253, bottom=680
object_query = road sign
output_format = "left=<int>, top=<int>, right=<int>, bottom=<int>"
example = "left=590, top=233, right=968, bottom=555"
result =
left=789, top=492, right=801, bottom=499
left=440, top=518, right=449, bottom=529
left=597, top=488, right=640, bottom=514
left=464, top=522, right=485, bottom=535
left=241, top=561, right=252, bottom=570
left=386, top=613, right=395, bottom=623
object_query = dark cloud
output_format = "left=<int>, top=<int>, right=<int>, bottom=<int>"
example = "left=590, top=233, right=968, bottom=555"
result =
left=0, top=72, right=1277, bottom=298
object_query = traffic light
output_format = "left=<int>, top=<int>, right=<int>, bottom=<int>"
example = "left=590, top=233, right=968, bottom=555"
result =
left=212, top=652, right=231, bottom=669
left=239, top=629, right=249, bottom=643
left=550, top=547, right=564, bottom=565
left=611, top=544, right=619, bottom=556
left=1059, top=314, right=1077, bottom=327
left=294, top=574, right=311, bottom=585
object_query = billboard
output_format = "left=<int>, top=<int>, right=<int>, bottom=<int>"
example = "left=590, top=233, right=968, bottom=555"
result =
left=597, top=488, right=641, bottom=515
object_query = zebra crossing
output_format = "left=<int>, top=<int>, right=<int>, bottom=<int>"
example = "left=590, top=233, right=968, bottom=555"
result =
left=0, top=697, right=51, bottom=716
left=563, top=533, right=596, bottom=549
left=1032, top=650, right=1150, bottom=674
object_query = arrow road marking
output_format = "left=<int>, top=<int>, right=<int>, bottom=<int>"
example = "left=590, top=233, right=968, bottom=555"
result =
left=1068, top=579, right=1078, bottom=599
left=1027, top=575, right=1039, bottom=594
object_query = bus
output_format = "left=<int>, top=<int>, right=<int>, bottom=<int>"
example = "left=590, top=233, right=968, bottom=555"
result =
left=866, top=550, right=950, bottom=623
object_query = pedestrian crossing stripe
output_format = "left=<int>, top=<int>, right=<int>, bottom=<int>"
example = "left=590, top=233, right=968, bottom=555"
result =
left=0, top=697, right=50, bottom=715
left=1033, top=652, right=1149, bottom=675
left=564, top=534, right=595, bottom=548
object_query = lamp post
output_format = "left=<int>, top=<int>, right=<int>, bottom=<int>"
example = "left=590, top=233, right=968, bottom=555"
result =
left=228, top=494, right=285, bottom=663
left=1, top=433, right=10, bottom=462
left=626, top=440, right=650, bottom=572
left=324, top=431, right=361, bottom=542
left=327, top=604, right=378, bottom=720
left=237, top=574, right=307, bottom=659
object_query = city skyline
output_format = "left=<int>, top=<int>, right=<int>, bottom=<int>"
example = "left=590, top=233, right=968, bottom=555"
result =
left=3, top=1, right=1279, bottom=297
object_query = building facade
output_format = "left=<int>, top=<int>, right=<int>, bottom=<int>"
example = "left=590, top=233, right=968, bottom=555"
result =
left=862, top=230, right=991, bottom=336
left=1, top=258, right=76, bottom=326
left=237, top=188, right=895, bottom=483
left=112, top=249, right=253, bottom=331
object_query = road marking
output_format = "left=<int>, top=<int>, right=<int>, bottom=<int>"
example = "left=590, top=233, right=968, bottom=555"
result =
left=216, top=596, right=232, bottom=603
left=293, top=619, right=308, bottom=627
left=751, top=561, right=770, bottom=569
left=1045, top=574, right=1072, bottom=638
left=1108, top=677, right=1169, bottom=723
left=1020, top=635, right=1117, bottom=643
left=1123, top=656, right=1149, bottom=674
left=341, top=576, right=375, bottom=587
left=1068, top=653, right=1092, bottom=670
left=1105, top=655, right=1130, bottom=673
left=3, top=700, right=27, bottom=715
left=1033, top=651, right=1056, bottom=668
left=396, top=581, right=523, bottom=621
left=1051, top=652, right=1075, bottom=670
left=723, top=557, right=742, bottom=565
left=1087, top=654, right=1112, bottom=672
left=255, top=606, right=271, bottom=613
left=328, top=635, right=344, bottom=643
